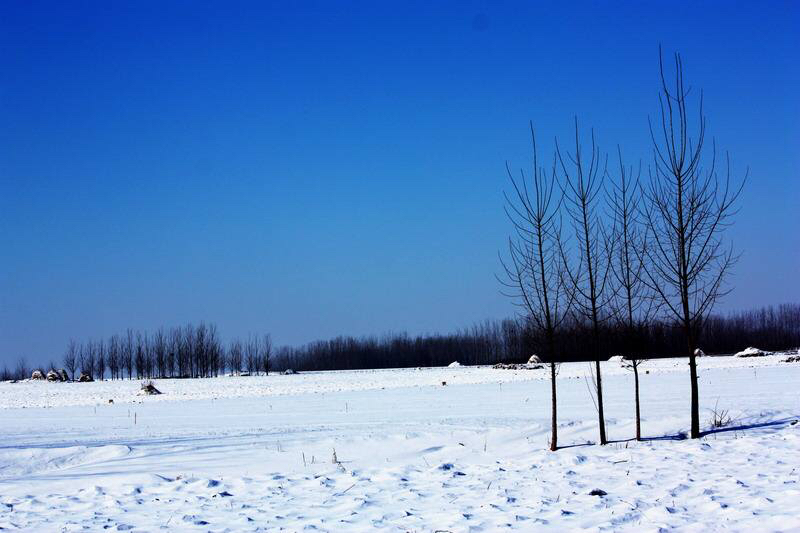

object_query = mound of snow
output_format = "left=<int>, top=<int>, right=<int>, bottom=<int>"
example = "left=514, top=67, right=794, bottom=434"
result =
left=694, top=348, right=705, bottom=357
left=448, top=361, right=462, bottom=368
left=735, top=347, right=771, bottom=358
left=608, top=355, right=625, bottom=364
left=528, top=354, right=542, bottom=364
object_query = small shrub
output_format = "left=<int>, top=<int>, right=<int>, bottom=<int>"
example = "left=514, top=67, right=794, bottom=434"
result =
left=710, top=401, right=731, bottom=428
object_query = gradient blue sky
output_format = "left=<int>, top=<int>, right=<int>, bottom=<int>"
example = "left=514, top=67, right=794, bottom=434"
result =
left=1, top=1, right=798, bottom=364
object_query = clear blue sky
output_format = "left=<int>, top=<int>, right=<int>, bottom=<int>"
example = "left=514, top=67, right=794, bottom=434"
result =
left=1, top=1, right=798, bottom=364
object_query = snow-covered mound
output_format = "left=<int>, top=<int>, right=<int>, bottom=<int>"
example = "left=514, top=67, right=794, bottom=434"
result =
left=447, top=361, right=461, bottom=368
left=735, top=347, right=771, bottom=357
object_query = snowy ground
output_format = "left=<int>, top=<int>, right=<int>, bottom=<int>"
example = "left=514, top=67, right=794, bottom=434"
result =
left=1, top=354, right=799, bottom=531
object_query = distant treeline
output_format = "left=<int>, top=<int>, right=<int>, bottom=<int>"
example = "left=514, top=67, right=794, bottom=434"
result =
left=276, top=303, right=800, bottom=371
left=2, top=303, right=798, bottom=381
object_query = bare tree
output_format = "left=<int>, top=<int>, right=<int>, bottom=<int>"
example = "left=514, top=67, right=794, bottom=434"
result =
left=182, top=324, right=195, bottom=378
left=499, top=123, right=572, bottom=451
left=108, top=334, right=120, bottom=380
left=207, top=324, right=221, bottom=377
left=124, top=329, right=134, bottom=379
left=557, top=119, right=613, bottom=445
left=63, top=339, right=78, bottom=381
left=245, top=336, right=259, bottom=375
left=229, top=339, right=243, bottom=375
left=15, top=357, right=29, bottom=380
left=81, top=341, right=96, bottom=379
left=261, top=334, right=272, bottom=375
left=95, top=339, right=106, bottom=381
left=608, top=147, right=652, bottom=441
left=154, top=328, right=167, bottom=378
left=134, top=333, right=146, bottom=379
left=168, top=328, right=179, bottom=378
left=642, top=49, right=746, bottom=439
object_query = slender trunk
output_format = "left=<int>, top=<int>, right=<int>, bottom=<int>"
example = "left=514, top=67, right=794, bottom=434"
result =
left=633, top=361, right=641, bottom=441
left=549, top=360, right=558, bottom=451
left=687, top=329, right=699, bottom=438
left=592, top=315, right=607, bottom=444
left=689, top=355, right=699, bottom=438
left=595, top=357, right=607, bottom=444
left=682, top=288, right=699, bottom=438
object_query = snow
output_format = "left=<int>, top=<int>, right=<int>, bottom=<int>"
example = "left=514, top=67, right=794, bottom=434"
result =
left=735, top=347, right=771, bottom=357
left=3, top=354, right=792, bottom=410
left=448, top=361, right=462, bottom=368
left=1, top=354, right=799, bottom=531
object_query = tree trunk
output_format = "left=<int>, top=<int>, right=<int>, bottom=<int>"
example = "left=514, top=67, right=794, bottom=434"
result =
left=633, top=362, right=641, bottom=441
left=595, top=358, right=607, bottom=444
left=549, top=361, right=558, bottom=451
left=689, top=351, right=700, bottom=439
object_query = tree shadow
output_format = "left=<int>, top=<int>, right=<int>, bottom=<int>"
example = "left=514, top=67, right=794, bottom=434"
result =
left=556, top=432, right=689, bottom=450
left=700, top=416, right=798, bottom=438
left=553, top=416, right=798, bottom=450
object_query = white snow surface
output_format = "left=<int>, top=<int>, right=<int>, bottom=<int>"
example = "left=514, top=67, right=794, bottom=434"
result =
left=1, top=354, right=799, bottom=531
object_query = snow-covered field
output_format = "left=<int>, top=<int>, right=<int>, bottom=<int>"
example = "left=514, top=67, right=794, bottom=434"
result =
left=1, top=354, right=799, bottom=531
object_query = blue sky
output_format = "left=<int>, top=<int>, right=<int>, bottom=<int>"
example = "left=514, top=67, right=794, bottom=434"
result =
left=1, top=1, right=798, bottom=364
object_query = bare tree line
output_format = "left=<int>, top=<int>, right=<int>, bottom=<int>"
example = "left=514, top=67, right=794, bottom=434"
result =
left=2, top=303, right=798, bottom=383
left=2, top=324, right=271, bottom=382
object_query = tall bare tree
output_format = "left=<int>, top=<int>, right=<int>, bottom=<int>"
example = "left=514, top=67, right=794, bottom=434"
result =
left=261, top=334, right=273, bottom=375
left=608, top=147, right=652, bottom=441
left=500, top=123, right=572, bottom=451
left=124, top=329, right=134, bottom=379
left=15, top=357, right=29, bottom=381
left=95, top=339, right=106, bottom=381
left=557, top=119, right=614, bottom=445
left=154, top=328, right=167, bottom=378
left=81, top=341, right=96, bottom=379
left=245, top=336, right=259, bottom=375
left=108, top=334, right=120, bottom=380
left=642, top=49, right=746, bottom=439
left=63, top=339, right=78, bottom=381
